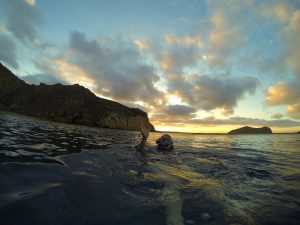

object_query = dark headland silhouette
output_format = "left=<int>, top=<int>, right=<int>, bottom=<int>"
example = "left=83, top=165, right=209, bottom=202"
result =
left=0, top=63, right=155, bottom=131
left=228, top=126, right=272, bottom=134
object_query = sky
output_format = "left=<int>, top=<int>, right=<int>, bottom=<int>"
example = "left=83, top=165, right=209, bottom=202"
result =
left=0, top=0, right=300, bottom=133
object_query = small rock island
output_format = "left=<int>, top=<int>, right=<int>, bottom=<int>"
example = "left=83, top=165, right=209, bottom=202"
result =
left=0, top=63, right=155, bottom=131
left=228, top=126, right=272, bottom=134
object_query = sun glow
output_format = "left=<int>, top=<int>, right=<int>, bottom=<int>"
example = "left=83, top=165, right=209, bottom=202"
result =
left=154, top=124, right=236, bottom=133
left=166, top=94, right=184, bottom=105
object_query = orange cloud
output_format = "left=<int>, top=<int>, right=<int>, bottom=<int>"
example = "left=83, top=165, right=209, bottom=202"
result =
left=53, top=59, right=96, bottom=90
left=165, top=34, right=203, bottom=48
left=265, top=82, right=289, bottom=105
left=160, top=53, right=172, bottom=69
left=207, top=9, right=246, bottom=66
left=211, top=10, right=226, bottom=27
left=259, top=2, right=294, bottom=22
left=265, top=82, right=300, bottom=105
left=265, top=81, right=300, bottom=119
left=209, top=27, right=245, bottom=52
left=133, top=39, right=149, bottom=50
left=288, top=104, right=300, bottom=119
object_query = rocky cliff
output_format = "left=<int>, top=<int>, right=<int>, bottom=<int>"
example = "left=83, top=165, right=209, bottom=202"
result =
left=228, top=126, right=272, bottom=134
left=0, top=63, right=155, bottom=131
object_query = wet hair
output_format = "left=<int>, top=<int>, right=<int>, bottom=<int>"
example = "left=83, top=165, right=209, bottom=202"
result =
left=161, top=134, right=172, bottom=139
left=156, top=134, right=173, bottom=150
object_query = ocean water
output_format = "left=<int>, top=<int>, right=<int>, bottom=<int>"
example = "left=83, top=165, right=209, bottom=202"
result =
left=0, top=114, right=299, bottom=225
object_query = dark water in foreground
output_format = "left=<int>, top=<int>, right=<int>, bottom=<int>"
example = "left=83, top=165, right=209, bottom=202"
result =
left=0, top=114, right=299, bottom=225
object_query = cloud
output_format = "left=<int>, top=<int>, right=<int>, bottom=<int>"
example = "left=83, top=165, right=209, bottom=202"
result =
left=204, top=1, right=250, bottom=67
left=209, top=23, right=245, bottom=54
left=265, top=81, right=300, bottom=106
left=0, top=34, right=18, bottom=68
left=159, top=45, right=201, bottom=72
left=165, top=34, right=204, bottom=48
left=22, top=73, right=67, bottom=85
left=271, top=113, right=283, bottom=120
left=4, top=0, right=43, bottom=44
left=168, top=74, right=259, bottom=115
left=53, top=59, right=96, bottom=89
left=265, top=80, right=300, bottom=119
left=24, top=0, right=36, bottom=6
left=194, top=75, right=259, bottom=115
left=287, top=104, right=300, bottom=119
left=258, top=2, right=300, bottom=79
left=190, top=116, right=300, bottom=128
left=133, top=39, right=149, bottom=50
left=239, top=51, right=287, bottom=78
left=286, top=10, right=300, bottom=80
left=259, top=1, right=295, bottom=23
left=262, top=3, right=300, bottom=120
left=157, top=30, right=259, bottom=115
left=150, top=104, right=197, bottom=126
left=67, top=31, right=164, bottom=105
left=163, top=104, right=197, bottom=116
left=20, top=59, right=68, bottom=85
left=151, top=115, right=300, bottom=128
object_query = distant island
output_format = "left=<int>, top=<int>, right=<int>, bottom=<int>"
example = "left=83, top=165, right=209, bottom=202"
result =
left=228, top=126, right=272, bottom=134
left=0, top=63, right=155, bottom=131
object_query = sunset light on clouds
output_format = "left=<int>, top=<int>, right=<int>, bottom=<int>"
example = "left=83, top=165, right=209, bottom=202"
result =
left=0, top=0, right=300, bottom=133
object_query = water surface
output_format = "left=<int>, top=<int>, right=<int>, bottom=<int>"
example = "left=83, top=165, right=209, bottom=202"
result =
left=0, top=114, right=299, bottom=225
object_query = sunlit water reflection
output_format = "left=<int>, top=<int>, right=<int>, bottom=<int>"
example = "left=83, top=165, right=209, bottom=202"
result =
left=0, top=114, right=299, bottom=225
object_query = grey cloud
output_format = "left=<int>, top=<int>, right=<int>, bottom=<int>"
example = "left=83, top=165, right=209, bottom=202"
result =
left=193, top=76, right=258, bottom=113
left=271, top=113, right=283, bottom=119
left=70, top=32, right=102, bottom=58
left=168, top=74, right=259, bottom=115
left=152, top=114, right=300, bottom=128
left=0, top=34, right=18, bottom=68
left=22, top=59, right=69, bottom=85
left=228, top=117, right=299, bottom=127
left=190, top=116, right=300, bottom=128
left=5, top=0, right=43, bottom=44
left=38, top=29, right=260, bottom=116
left=160, top=45, right=201, bottom=72
left=163, top=104, right=197, bottom=116
left=239, top=51, right=287, bottom=78
left=68, top=31, right=163, bottom=104
left=118, top=101, right=149, bottom=113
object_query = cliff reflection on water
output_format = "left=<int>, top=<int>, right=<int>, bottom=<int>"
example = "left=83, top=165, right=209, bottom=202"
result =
left=0, top=114, right=299, bottom=225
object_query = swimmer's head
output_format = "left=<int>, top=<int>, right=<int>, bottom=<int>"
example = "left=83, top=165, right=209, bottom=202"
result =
left=156, top=134, right=173, bottom=150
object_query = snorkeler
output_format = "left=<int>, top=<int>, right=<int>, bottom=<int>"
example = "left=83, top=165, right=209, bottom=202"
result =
left=156, top=134, right=173, bottom=150
left=136, top=119, right=173, bottom=151
left=136, top=120, right=183, bottom=225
